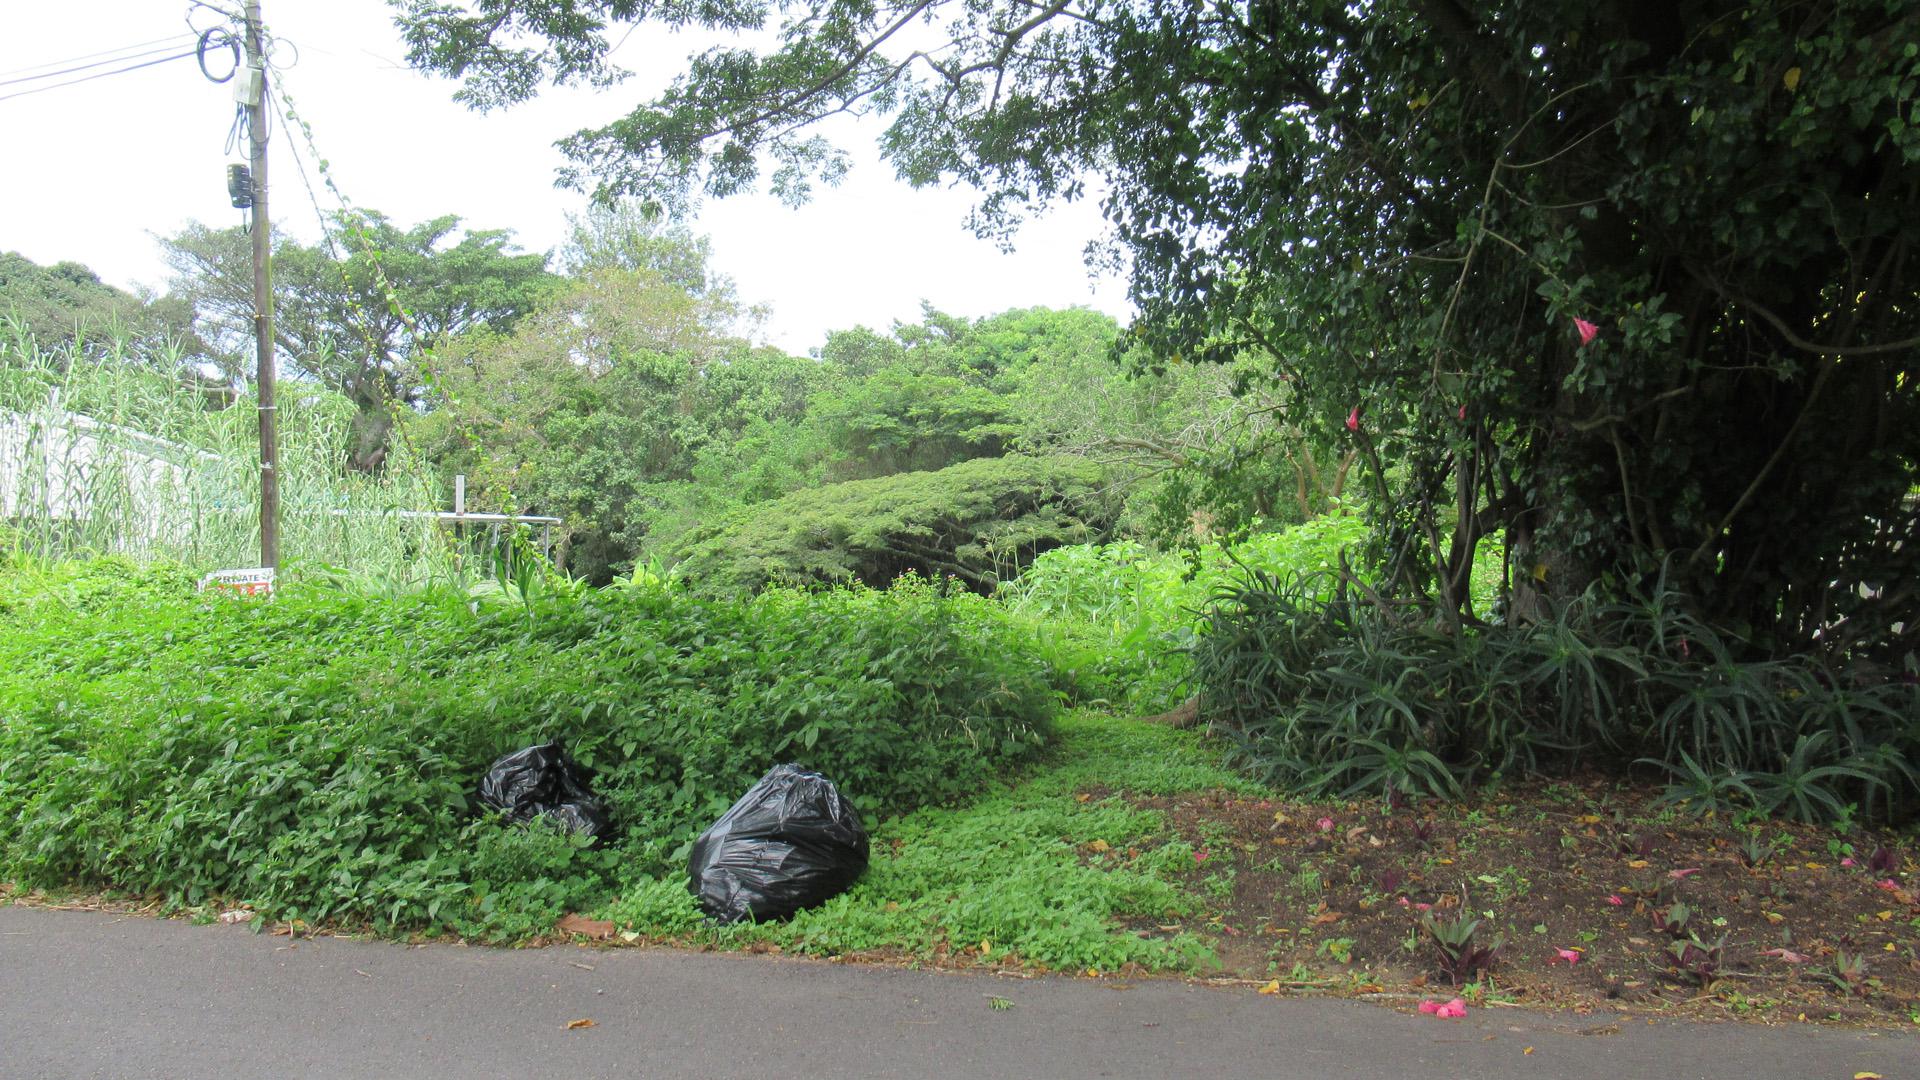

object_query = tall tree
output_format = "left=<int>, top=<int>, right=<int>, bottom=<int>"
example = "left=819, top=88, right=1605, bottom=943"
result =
left=162, top=210, right=556, bottom=469
left=0, top=252, right=198, bottom=362
left=397, top=0, right=1920, bottom=662
left=409, top=222, right=781, bottom=579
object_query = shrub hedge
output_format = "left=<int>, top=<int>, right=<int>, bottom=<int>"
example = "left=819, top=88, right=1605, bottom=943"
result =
left=0, top=557, right=1055, bottom=936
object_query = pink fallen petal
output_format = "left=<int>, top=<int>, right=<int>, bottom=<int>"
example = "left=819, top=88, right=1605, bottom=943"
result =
left=1413, top=901, right=1433, bottom=912
left=1418, top=1000, right=1441, bottom=1015
left=1574, top=317, right=1599, bottom=346
left=1668, top=867, right=1701, bottom=880
left=1553, top=948, right=1582, bottom=965
left=1345, top=407, right=1360, bottom=432
left=1606, top=894, right=1625, bottom=906
left=1317, top=816, right=1336, bottom=832
left=1876, top=878, right=1901, bottom=891
left=1761, top=948, right=1811, bottom=964
left=1840, top=857, right=1857, bottom=868
left=1434, top=998, right=1467, bottom=1019
left=1397, top=896, right=1411, bottom=908
left=1194, top=848, right=1210, bottom=864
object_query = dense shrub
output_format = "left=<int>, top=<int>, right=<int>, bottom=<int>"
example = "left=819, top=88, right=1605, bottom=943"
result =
left=665, top=453, right=1119, bottom=594
left=996, top=516, right=1375, bottom=712
left=0, top=557, right=1054, bottom=935
left=1196, top=568, right=1920, bottom=823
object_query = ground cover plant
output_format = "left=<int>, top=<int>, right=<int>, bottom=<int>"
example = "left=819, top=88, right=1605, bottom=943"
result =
left=996, top=516, right=1371, bottom=713
left=1195, top=569, right=1920, bottom=821
left=0, top=555, right=1052, bottom=940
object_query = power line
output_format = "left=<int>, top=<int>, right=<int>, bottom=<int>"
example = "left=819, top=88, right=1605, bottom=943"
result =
left=0, top=32, right=195, bottom=81
left=0, top=48, right=201, bottom=104
left=0, top=38, right=200, bottom=88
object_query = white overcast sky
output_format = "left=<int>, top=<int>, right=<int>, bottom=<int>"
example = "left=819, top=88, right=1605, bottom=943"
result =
left=0, top=0, right=1130, bottom=355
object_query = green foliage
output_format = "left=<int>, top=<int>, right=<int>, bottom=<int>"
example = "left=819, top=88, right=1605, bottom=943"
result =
left=0, top=560, right=1054, bottom=935
left=396, top=0, right=1920, bottom=663
left=0, top=254, right=196, bottom=360
left=1421, top=911, right=1504, bottom=986
left=162, top=210, right=557, bottom=468
left=0, top=331, right=448, bottom=578
left=602, top=711, right=1237, bottom=972
left=666, top=454, right=1119, bottom=594
left=997, top=515, right=1369, bottom=711
left=1197, top=568, right=1920, bottom=822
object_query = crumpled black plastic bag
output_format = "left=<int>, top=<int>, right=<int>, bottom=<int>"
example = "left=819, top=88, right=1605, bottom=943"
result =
left=477, top=742, right=612, bottom=843
left=687, top=763, right=869, bottom=924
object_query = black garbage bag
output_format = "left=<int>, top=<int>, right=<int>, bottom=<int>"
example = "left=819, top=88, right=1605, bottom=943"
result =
left=688, top=763, right=869, bottom=924
left=477, top=742, right=612, bottom=843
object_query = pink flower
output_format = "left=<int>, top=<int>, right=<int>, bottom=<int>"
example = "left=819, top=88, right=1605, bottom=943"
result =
left=1574, top=317, right=1599, bottom=346
left=1552, top=947, right=1582, bottom=965
left=1345, top=407, right=1361, bottom=432
left=1419, top=997, right=1468, bottom=1018
left=1317, top=816, right=1336, bottom=832
left=1606, top=894, right=1625, bottom=907
left=1456, top=404, right=1467, bottom=421
left=1668, top=867, right=1701, bottom=880
left=1678, top=637, right=1691, bottom=659
left=1413, top=901, right=1432, bottom=912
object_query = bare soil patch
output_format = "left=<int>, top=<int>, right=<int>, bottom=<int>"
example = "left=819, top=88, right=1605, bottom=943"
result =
left=1125, top=776, right=1920, bottom=1025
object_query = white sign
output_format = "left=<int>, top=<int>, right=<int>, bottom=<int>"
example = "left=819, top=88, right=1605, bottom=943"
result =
left=198, top=567, right=276, bottom=598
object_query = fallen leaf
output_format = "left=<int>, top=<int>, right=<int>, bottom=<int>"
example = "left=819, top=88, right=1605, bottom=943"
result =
left=1803, top=862, right=1825, bottom=870
left=565, top=1019, right=596, bottom=1031
left=1272, top=811, right=1290, bottom=826
left=1258, top=979, right=1281, bottom=995
left=1876, top=910, right=1894, bottom=921
left=1668, top=867, right=1701, bottom=880
left=1760, top=948, right=1810, bottom=964
left=618, top=930, right=639, bottom=943
left=556, top=914, right=616, bottom=939
left=1088, top=839, right=1111, bottom=853
left=217, top=909, right=252, bottom=925
left=1626, top=859, right=1651, bottom=869
left=1345, top=825, right=1369, bottom=842
left=1762, top=911, right=1786, bottom=924
left=1576, top=814, right=1602, bottom=825
left=1075, top=793, right=1092, bottom=803
left=1855, top=1073, right=1883, bottom=1080
left=1524, top=1047, right=1535, bottom=1056
left=1311, top=911, right=1344, bottom=925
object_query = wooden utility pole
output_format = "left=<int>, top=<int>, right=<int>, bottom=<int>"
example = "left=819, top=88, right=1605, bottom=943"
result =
left=243, top=0, right=279, bottom=568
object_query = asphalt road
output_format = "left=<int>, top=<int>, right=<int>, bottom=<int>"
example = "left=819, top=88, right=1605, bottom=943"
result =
left=1, top=905, right=1913, bottom=1079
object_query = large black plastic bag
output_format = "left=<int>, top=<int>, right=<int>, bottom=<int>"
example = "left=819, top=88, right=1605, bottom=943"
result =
left=477, top=742, right=612, bottom=843
left=688, top=763, right=870, bottom=924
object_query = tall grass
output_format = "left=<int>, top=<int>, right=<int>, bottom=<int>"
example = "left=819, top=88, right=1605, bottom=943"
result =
left=0, top=319, right=447, bottom=580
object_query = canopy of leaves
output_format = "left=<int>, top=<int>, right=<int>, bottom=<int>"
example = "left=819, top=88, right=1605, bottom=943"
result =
left=0, top=252, right=196, bottom=361
left=162, top=210, right=557, bottom=468
left=667, top=453, right=1119, bottom=593
left=397, top=0, right=1920, bottom=666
